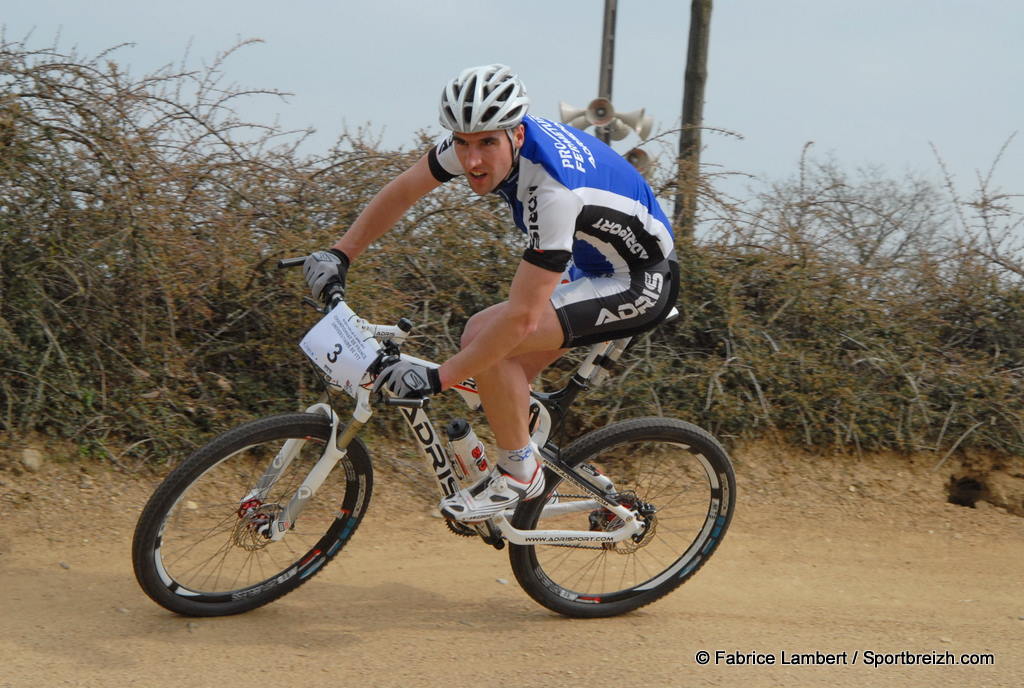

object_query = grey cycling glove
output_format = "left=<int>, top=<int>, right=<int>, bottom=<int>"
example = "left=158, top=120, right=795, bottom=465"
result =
left=303, top=249, right=350, bottom=301
left=372, top=359, right=442, bottom=399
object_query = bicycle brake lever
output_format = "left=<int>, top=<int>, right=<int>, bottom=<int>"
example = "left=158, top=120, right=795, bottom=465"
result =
left=302, top=297, right=326, bottom=314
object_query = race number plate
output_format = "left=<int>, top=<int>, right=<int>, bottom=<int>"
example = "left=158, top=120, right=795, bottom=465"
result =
left=299, top=303, right=376, bottom=398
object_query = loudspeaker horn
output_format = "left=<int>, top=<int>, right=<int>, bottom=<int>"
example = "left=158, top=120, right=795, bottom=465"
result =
left=616, top=108, right=654, bottom=140
left=616, top=108, right=645, bottom=130
left=636, top=114, right=654, bottom=140
left=607, top=118, right=632, bottom=141
left=624, top=147, right=652, bottom=174
left=585, top=97, right=615, bottom=126
left=558, top=101, right=588, bottom=129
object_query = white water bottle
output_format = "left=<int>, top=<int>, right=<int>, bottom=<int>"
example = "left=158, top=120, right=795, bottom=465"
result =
left=445, top=418, right=490, bottom=484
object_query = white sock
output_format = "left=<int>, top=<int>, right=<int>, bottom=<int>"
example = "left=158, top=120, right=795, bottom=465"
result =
left=498, top=443, right=539, bottom=482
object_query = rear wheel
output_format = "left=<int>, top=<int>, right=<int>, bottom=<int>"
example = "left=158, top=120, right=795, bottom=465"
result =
left=509, top=417, right=734, bottom=618
left=132, top=412, right=373, bottom=616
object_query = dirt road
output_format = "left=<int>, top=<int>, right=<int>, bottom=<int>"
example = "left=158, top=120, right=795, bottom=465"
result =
left=1, top=445, right=1021, bottom=687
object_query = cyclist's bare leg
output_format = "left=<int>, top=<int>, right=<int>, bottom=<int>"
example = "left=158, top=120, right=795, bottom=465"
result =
left=459, top=302, right=565, bottom=451
left=436, top=302, right=563, bottom=519
left=513, top=347, right=569, bottom=384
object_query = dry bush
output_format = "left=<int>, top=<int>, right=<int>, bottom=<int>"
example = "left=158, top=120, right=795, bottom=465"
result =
left=576, top=147, right=1024, bottom=457
left=2, top=38, right=1021, bottom=467
left=0, top=39, right=508, bottom=464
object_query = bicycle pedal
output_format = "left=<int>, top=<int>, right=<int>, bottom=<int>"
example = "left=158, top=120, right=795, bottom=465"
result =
left=479, top=520, right=506, bottom=550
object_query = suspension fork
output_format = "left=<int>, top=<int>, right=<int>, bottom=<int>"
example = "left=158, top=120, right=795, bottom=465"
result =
left=243, top=400, right=368, bottom=542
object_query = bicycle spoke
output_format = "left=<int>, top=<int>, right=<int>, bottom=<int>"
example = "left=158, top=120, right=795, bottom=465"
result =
left=513, top=420, right=734, bottom=617
left=149, top=434, right=356, bottom=596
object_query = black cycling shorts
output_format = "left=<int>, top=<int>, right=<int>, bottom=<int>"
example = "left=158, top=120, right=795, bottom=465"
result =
left=552, top=260, right=679, bottom=348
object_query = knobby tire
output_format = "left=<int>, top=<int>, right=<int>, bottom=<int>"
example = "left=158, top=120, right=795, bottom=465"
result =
left=509, top=417, right=735, bottom=618
left=132, top=413, right=373, bottom=616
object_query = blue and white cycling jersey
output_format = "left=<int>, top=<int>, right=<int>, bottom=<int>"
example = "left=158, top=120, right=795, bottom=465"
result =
left=427, top=115, right=675, bottom=278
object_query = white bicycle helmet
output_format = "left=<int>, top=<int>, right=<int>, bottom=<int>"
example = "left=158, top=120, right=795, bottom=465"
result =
left=439, top=64, right=530, bottom=133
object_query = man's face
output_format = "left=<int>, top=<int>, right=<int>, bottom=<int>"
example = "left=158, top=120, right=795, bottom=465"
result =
left=452, top=125, right=524, bottom=195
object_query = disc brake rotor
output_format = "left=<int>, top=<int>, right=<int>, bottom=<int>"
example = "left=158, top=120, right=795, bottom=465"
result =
left=589, top=493, right=658, bottom=554
left=232, top=502, right=283, bottom=551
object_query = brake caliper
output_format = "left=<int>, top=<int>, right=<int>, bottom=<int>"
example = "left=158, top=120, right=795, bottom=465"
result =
left=237, top=498, right=274, bottom=539
left=589, top=492, right=657, bottom=552
left=237, top=498, right=263, bottom=519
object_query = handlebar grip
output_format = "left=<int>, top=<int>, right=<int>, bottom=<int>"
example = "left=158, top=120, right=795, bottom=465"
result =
left=382, top=397, right=430, bottom=409
left=278, top=256, right=306, bottom=269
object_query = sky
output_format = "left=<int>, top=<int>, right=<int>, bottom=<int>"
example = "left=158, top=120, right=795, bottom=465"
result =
left=4, top=0, right=1022, bottom=209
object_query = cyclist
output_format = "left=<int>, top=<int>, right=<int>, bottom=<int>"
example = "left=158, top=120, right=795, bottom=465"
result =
left=304, top=64, right=678, bottom=522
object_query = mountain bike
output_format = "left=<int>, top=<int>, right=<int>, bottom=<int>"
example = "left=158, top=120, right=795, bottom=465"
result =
left=131, top=258, right=735, bottom=619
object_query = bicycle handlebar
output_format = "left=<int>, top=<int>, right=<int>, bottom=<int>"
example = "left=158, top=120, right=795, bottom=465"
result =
left=382, top=397, right=430, bottom=408
left=278, top=253, right=412, bottom=344
left=277, top=256, right=306, bottom=269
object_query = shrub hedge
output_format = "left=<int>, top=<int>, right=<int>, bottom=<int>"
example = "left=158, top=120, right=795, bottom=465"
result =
left=2, top=40, right=1021, bottom=465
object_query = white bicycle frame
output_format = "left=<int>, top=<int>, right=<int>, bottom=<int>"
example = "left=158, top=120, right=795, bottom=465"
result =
left=245, top=303, right=672, bottom=546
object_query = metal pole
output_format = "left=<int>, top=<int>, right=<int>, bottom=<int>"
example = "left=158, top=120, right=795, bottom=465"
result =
left=597, top=0, right=617, bottom=143
left=674, top=0, right=712, bottom=238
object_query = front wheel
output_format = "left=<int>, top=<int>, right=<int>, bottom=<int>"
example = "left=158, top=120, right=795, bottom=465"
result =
left=509, top=417, right=735, bottom=618
left=132, top=412, right=373, bottom=616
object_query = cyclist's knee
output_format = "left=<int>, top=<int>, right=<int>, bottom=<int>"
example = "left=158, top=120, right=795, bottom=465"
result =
left=461, top=302, right=563, bottom=358
left=460, top=303, right=504, bottom=350
left=460, top=313, right=482, bottom=350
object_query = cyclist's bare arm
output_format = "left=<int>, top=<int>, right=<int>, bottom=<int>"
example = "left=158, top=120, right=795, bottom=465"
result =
left=332, top=154, right=443, bottom=260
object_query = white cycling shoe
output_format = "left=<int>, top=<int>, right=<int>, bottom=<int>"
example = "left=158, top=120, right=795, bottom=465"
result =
left=439, top=464, right=546, bottom=523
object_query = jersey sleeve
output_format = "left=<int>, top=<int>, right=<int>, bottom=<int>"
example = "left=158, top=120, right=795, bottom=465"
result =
left=522, top=247, right=572, bottom=273
left=519, top=165, right=578, bottom=273
left=427, top=134, right=463, bottom=183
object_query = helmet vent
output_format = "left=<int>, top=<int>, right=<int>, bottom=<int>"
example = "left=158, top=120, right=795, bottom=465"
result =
left=438, top=63, right=530, bottom=133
